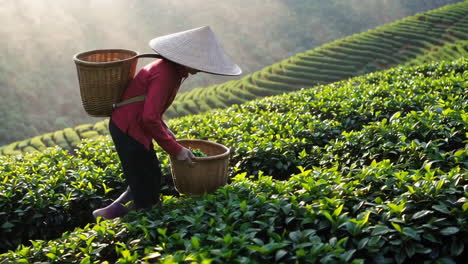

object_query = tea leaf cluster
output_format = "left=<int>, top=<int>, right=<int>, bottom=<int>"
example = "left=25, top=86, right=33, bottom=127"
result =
left=0, top=59, right=466, bottom=263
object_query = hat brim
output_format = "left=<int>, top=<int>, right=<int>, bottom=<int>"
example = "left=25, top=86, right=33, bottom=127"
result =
left=148, top=26, right=242, bottom=76
left=149, top=48, right=242, bottom=76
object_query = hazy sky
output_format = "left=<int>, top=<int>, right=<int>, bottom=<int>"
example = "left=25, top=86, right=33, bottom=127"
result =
left=2, top=0, right=461, bottom=92
left=0, top=0, right=462, bottom=145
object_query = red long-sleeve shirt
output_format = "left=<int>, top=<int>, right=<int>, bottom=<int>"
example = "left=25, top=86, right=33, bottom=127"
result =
left=111, top=59, right=188, bottom=156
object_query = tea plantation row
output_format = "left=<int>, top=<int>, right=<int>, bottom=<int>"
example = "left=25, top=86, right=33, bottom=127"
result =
left=406, top=40, right=467, bottom=66
left=0, top=59, right=466, bottom=262
left=0, top=121, right=109, bottom=156
left=1, top=1, right=467, bottom=156
left=165, top=1, right=468, bottom=118
left=2, top=163, right=466, bottom=263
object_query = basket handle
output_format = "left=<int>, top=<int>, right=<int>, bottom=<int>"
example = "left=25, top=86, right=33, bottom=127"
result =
left=134, top=53, right=164, bottom=59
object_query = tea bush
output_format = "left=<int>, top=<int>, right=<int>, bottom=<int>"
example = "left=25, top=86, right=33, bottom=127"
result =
left=0, top=140, right=126, bottom=251
left=0, top=161, right=466, bottom=263
left=0, top=59, right=466, bottom=262
left=171, top=59, right=467, bottom=178
left=405, top=40, right=468, bottom=66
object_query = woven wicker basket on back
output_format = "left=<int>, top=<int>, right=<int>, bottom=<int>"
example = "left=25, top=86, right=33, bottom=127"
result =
left=73, top=49, right=162, bottom=117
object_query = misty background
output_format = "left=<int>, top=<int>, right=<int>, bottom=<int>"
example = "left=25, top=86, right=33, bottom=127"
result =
left=0, top=0, right=462, bottom=146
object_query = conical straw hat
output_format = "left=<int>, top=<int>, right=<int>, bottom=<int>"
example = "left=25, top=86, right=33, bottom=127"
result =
left=149, top=26, right=242, bottom=76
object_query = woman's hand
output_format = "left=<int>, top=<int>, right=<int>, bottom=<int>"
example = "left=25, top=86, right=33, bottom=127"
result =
left=175, top=147, right=195, bottom=166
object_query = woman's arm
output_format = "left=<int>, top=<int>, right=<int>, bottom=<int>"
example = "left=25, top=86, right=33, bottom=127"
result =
left=162, top=120, right=176, bottom=140
left=141, top=65, right=182, bottom=156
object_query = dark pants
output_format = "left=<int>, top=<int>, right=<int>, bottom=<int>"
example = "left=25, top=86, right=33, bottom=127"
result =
left=109, top=119, right=162, bottom=209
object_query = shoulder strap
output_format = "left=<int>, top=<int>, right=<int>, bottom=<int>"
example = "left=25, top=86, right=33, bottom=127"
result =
left=113, top=95, right=146, bottom=109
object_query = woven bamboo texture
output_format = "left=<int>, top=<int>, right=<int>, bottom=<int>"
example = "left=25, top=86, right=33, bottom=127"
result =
left=170, top=139, right=230, bottom=196
left=74, top=49, right=138, bottom=117
left=73, top=49, right=162, bottom=117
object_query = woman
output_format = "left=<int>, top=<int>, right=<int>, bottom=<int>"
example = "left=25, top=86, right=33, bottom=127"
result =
left=92, top=26, right=241, bottom=219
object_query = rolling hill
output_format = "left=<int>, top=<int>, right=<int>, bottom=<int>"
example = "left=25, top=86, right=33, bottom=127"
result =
left=1, top=1, right=467, bottom=156
left=0, top=0, right=462, bottom=146
left=165, top=1, right=468, bottom=118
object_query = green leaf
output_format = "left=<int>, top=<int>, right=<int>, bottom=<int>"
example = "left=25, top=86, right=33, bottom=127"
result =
left=86, top=236, right=95, bottom=247
left=450, top=240, right=464, bottom=256
left=289, top=231, right=302, bottom=242
left=368, top=236, right=382, bottom=247
left=372, top=225, right=393, bottom=236
left=406, top=185, right=415, bottom=194
left=440, top=227, right=459, bottom=236
left=432, top=204, right=450, bottom=214
left=416, top=247, right=432, bottom=255
left=263, top=242, right=288, bottom=253
left=232, top=172, right=247, bottom=182
left=423, top=233, right=439, bottom=243
left=275, top=249, right=288, bottom=261
left=321, top=211, right=335, bottom=224
left=390, top=112, right=401, bottom=123
left=333, top=204, right=344, bottom=216
left=80, top=256, right=91, bottom=264
left=240, top=200, right=247, bottom=212
left=387, top=202, right=405, bottom=214
left=404, top=242, right=416, bottom=257
left=358, top=237, right=369, bottom=249
left=1, top=222, right=14, bottom=229
left=341, top=249, right=356, bottom=262
left=462, top=203, right=468, bottom=212
left=412, top=210, right=433, bottom=220
left=285, top=216, right=295, bottom=224
left=351, top=259, right=365, bottom=264
left=78, top=234, right=88, bottom=241
left=296, top=248, right=306, bottom=257
left=183, top=216, right=196, bottom=224
left=374, top=197, right=383, bottom=204
left=298, top=149, right=307, bottom=159
left=361, top=211, right=371, bottom=225
left=191, top=236, right=200, bottom=249
left=337, top=237, right=348, bottom=247
left=402, top=227, right=420, bottom=241
left=281, top=203, right=292, bottom=215
left=46, top=253, right=57, bottom=260
left=157, top=228, right=167, bottom=237
left=143, top=252, right=161, bottom=260
left=252, top=238, right=264, bottom=245
left=224, top=234, right=233, bottom=245
left=391, top=222, right=402, bottom=233
left=247, top=245, right=267, bottom=254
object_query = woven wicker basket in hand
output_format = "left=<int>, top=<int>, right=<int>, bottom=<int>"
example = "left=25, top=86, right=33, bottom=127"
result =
left=73, top=49, right=162, bottom=117
left=170, top=139, right=231, bottom=196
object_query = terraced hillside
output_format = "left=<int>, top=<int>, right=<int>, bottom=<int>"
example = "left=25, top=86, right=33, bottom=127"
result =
left=1, top=2, right=467, bottom=156
left=0, top=122, right=109, bottom=156
left=406, top=39, right=468, bottom=66
left=165, top=1, right=468, bottom=118
left=0, top=59, right=466, bottom=262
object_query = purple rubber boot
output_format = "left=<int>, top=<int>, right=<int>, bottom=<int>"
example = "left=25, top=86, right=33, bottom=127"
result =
left=92, top=187, right=134, bottom=220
